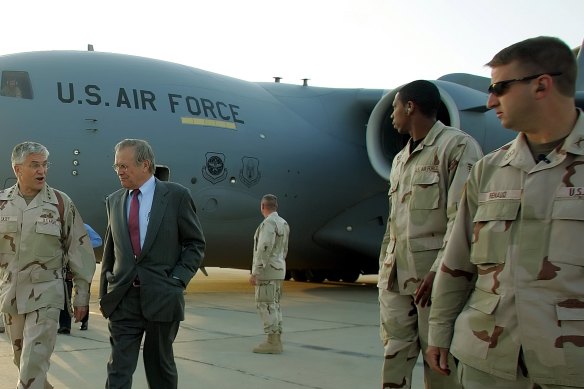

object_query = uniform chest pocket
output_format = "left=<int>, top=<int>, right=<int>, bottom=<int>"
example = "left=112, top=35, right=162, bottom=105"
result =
left=410, top=171, right=440, bottom=210
left=555, top=299, right=584, bottom=371
left=549, top=198, right=584, bottom=266
left=470, top=200, right=520, bottom=265
left=35, top=221, right=61, bottom=237
left=0, top=220, right=18, bottom=254
left=35, top=221, right=62, bottom=258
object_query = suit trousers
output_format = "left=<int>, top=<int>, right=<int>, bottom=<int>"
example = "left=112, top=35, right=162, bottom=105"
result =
left=105, top=286, right=180, bottom=389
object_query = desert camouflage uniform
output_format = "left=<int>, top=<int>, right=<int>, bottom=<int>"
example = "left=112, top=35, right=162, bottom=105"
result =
left=378, top=121, right=482, bottom=388
left=0, top=183, right=95, bottom=389
left=252, top=212, right=289, bottom=334
left=428, top=112, right=584, bottom=387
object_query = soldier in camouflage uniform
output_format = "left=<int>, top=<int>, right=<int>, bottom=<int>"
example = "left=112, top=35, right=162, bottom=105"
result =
left=378, top=80, right=483, bottom=389
left=249, top=194, right=289, bottom=354
left=0, top=142, right=96, bottom=389
left=427, top=37, right=584, bottom=388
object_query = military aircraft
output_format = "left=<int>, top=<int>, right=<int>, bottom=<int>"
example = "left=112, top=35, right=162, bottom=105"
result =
left=0, top=48, right=581, bottom=282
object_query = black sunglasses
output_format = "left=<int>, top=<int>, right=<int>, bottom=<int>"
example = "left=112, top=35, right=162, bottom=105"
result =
left=487, top=72, right=563, bottom=96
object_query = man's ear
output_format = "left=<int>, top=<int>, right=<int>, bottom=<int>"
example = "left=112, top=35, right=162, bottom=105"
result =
left=407, top=101, right=414, bottom=114
left=535, top=74, right=555, bottom=95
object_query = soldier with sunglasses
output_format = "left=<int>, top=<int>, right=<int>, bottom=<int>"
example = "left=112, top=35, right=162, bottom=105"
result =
left=427, top=36, right=583, bottom=388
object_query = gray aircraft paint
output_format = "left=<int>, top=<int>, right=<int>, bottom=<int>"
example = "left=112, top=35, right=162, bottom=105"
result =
left=0, top=49, right=581, bottom=280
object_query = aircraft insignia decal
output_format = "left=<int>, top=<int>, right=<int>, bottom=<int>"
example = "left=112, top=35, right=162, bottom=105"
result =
left=202, top=152, right=227, bottom=184
left=239, top=157, right=261, bottom=187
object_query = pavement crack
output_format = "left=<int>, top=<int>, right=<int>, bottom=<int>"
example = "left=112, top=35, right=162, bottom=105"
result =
left=174, top=356, right=326, bottom=389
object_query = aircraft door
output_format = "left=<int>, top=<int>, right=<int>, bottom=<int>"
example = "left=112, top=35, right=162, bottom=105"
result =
left=155, top=165, right=170, bottom=181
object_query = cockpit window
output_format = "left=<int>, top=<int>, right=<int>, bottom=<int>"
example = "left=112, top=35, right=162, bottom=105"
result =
left=1, top=71, right=32, bottom=99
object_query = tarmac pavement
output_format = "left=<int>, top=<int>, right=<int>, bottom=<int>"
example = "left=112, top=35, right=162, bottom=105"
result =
left=0, top=266, right=425, bottom=388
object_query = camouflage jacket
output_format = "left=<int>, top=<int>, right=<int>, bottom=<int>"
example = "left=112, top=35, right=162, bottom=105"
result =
left=0, top=184, right=95, bottom=314
left=428, top=112, right=584, bottom=386
left=252, top=212, right=289, bottom=280
left=377, top=121, right=482, bottom=295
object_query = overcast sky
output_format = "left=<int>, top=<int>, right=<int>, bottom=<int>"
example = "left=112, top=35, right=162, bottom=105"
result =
left=2, top=0, right=582, bottom=89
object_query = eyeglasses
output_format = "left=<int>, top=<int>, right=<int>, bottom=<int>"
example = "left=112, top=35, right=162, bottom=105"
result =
left=20, top=161, right=51, bottom=170
left=112, top=163, right=129, bottom=172
left=487, top=72, right=562, bottom=97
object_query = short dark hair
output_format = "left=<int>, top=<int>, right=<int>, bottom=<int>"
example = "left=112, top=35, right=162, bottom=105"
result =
left=397, top=80, right=441, bottom=118
left=486, top=36, right=577, bottom=97
left=115, top=139, right=156, bottom=174
left=261, top=194, right=278, bottom=210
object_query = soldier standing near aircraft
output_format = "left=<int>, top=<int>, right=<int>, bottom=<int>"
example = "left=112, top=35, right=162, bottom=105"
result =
left=0, top=141, right=95, bottom=389
left=427, top=36, right=584, bottom=388
left=249, top=194, right=290, bottom=354
left=378, top=80, right=482, bottom=388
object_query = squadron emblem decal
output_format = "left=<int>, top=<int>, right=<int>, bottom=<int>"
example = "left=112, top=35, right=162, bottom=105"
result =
left=240, top=157, right=261, bottom=187
left=202, top=152, right=227, bottom=184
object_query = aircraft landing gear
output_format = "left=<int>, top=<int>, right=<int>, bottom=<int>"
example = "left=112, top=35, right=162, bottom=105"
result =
left=306, top=269, right=326, bottom=283
left=339, top=269, right=361, bottom=283
left=325, top=270, right=341, bottom=282
left=289, top=269, right=361, bottom=283
left=291, top=270, right=307, bottom=282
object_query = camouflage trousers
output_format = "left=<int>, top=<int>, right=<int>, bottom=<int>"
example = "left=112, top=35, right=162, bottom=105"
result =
left=5, top=308, right=59, bottom=389
left=255, top=280, right=283, bottom=334
left=458, top=362, right=581, bottom=389
left=379, top=288, right=461, bottom=389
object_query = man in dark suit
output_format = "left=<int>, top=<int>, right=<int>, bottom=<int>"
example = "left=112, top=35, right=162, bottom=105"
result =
left=99, top=139, right=205, bottom=389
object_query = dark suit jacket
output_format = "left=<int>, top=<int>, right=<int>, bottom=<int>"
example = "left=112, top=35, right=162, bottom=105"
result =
left=99, top=178, right=205, bottom=321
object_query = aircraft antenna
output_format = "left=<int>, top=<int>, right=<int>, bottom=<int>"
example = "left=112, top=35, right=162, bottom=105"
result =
left=88, top=44, right=94, bottom=52
left=302, top=78, right=310, bottom=86
left=273, top=77, right=282, bottom=83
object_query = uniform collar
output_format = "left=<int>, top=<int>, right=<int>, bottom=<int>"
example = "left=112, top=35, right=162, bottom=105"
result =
left=0, top=183, right=58, bottom=205
left=265, top=211, right=279, bottom=220
left=412, top=120, right=445, bottom=149
left=500, top=109, right=584, bottom=167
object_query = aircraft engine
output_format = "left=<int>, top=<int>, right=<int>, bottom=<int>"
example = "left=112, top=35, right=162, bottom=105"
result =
left=365, top=80, right=503, bottom=180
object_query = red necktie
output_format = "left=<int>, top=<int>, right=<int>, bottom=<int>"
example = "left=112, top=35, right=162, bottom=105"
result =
left=129, top=189, right=141, bottom=257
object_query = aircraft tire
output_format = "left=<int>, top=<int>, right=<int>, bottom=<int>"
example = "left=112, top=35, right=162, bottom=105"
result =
left=307, top=270, right=325, bottom=283
left=291, top=270, right=307, bottom=282
left=340, top=270, right=361, bottom=283
left=325, top=271, right=341, bottom=282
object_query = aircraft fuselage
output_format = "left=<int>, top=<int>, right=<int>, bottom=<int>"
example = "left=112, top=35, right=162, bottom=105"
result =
left=0, top=51, right=388, bottom=280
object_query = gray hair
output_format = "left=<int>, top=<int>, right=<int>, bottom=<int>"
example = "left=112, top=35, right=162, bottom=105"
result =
left=114, top=139, right=156, bottom=174
left=11, top=142, right=49, bottom=166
